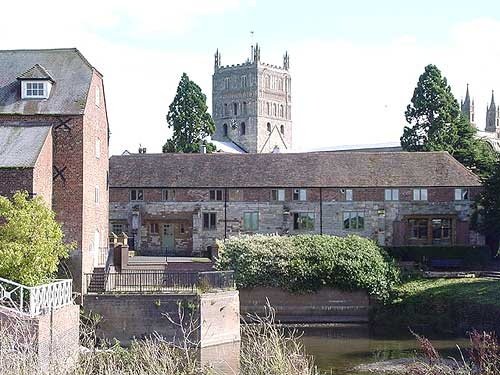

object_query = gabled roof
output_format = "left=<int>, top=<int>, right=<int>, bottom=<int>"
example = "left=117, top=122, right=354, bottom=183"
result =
left=109, top=151, right=481, bottom=188
left=17, top=64, right=54, bottom=82
left=0, top=48, right=96, bottom=115
left=0, top=125, right=51, bottom=168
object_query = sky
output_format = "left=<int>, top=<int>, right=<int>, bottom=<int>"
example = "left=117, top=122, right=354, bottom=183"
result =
left=2, top=0, right=500, bottom=155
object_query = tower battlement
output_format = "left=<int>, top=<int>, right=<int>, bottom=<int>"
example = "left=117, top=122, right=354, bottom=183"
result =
left=212, top=44, right=292, bottom=153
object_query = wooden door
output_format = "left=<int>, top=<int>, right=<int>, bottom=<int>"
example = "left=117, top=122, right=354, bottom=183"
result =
left=162, top=224, right=175, bottom=254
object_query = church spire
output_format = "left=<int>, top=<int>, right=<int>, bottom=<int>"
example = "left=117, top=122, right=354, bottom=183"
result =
left=461, top=84, right=474, bottom=125
left=486, top=89, right=498, bottom=133
left=214, top=49, right=221, bottom=72
left=283, top=51, right=290, bottom=70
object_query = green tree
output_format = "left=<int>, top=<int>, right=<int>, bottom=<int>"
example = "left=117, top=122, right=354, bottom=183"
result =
left=162, top=73, right=216, bottom=153
left=401, top=64, right=497, bottom=178
left=473, top=161, right=500, bottom=255
left=0, top=192, right=72, bottom=285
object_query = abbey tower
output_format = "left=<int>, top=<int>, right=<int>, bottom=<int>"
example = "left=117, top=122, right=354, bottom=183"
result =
left=212, top=44, right=292, bottom=153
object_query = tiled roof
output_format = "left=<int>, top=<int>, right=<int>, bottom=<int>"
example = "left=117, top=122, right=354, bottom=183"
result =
left=0, top=125, right=51, bottom=168
left=109, top=151, right=481, bottom=188
left=0, top=48, right=95, bottom=115
left=17, top=64, right=54, bottom=82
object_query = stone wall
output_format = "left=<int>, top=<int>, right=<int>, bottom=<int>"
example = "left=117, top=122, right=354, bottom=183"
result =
left=110, top=186, right=484, bottom=254
left=0, top=304, right=80, bottom=373
left=239, top=287, right=369, bottom=323
left=83, top=291, right=240, bottom=347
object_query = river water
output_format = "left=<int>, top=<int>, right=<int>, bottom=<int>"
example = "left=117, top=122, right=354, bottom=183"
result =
left=201, top=324, right=469, bottom=375
left=299, top=324, right=469, bottom=374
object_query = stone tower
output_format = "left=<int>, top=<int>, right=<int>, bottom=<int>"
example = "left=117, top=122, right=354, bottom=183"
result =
left=461, top=84, right=475, bottom=125
left=486, top=90, right=499, bottom=133
left=212, top=44, right=292, bottom=153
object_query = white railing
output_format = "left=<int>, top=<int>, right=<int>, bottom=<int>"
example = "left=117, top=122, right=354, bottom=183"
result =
left=0, top=277, right=73, bottom=317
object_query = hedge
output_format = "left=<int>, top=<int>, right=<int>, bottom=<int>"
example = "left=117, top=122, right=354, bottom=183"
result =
left=216, top=234, right=400, bottom=301
left=385, top=246, right=490, bottom=267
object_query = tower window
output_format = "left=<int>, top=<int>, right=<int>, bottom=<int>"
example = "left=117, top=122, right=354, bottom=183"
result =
left=233, top=102, right=238, bottom=116
left=265, top=75, right=270, bottom=88
left=280, top=125, right=284, bottom=134
left=280, top=105, right=284, bottom=118
left=240, top=122, right=246, bottom=136
left=241, top=75, right=247, bottom=88
left=224, top=77, right=230, bottom=89
left=224, top=104, right=228, bottom=117
left=266, top=102, right=270, bottom=115
left=242, top=102, right=247, bottom=115
left=273, top=103, right=277, bottom=117
left=223, top=123, right=228, bottom=136
left=267, top=123, right=271, bottom=132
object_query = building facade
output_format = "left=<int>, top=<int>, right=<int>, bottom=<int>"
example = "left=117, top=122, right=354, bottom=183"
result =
left=212, top=44, right=292, bottom=153
left=109, top=152, right=483, bottom=256
left=461, top=85, right=500, bottom=152
left=0, top=49, right=110, bottom=295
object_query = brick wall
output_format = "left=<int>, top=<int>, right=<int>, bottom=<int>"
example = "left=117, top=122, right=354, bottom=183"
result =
left=32, top=129, right=53, bottom=206
left=0, top=168, right=33, bottom=197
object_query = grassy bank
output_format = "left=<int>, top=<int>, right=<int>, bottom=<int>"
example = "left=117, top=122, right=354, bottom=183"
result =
left=372, top=278, right=500, bottom=336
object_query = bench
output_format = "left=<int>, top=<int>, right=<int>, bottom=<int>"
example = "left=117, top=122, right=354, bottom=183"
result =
left=430, top=259, right=463, bottom=269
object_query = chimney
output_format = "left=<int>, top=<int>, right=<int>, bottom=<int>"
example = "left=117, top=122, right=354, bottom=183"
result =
left=200, top=144, right=207, bottom=154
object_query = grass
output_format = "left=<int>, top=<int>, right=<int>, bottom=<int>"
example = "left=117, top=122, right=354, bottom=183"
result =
left=372, top=278, right=500, bottom=336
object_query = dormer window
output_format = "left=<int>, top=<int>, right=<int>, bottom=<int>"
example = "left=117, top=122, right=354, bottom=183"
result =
left=23, top=81, right=49, bottom=98
left=17, top=64, right=54, bottom=100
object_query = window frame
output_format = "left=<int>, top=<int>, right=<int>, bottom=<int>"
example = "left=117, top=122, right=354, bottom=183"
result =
left=384, top=188, right=399, bottom=201
left=243, top=212, right=259, bottom=231
left=343, top=211, right=365, bottom=230
left=22, top=81, right=49, bottom=99
left=292, top=188, right=307, bottom=201
left=413, top=188, right=428, bottom=201
left=293, top=212, right=315, bottom=231
left=345, top=189, right=353, bottom=201
left=130, top=189, right=144, bottom=201
left=271, top=189, right=285, bottom=201
left=94, top=186, right=100, bottom=204
left=202, top=212, right=217, bottom=231
left=162, top=189, right=175, bottom=201
left=209, top=189, right=224, bottom=201
left=454, top=188, right=469, bottom=201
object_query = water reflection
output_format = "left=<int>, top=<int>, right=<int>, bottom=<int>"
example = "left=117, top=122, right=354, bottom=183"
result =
left=199, top=324, right=469, bottom=375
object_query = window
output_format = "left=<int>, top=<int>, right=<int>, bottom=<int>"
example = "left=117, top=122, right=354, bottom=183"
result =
left=95, top=138, right=101, bottom=159
left=413, top=188, right=428, bottom=201
left=150, top=223, right=159, bottom=234
left=273, top=103, right=277, bottom=116
left=266, top=102, right=270, bottom=115
left=242, top=101, right=248, bottom=115
left=280, top=124, right=284, bottom=134
left=293, top=189, right=307, bottom=201
left=224, top=104, right=228, bottom=117
left=95, top=86, right=100, bottom=106
left=111, top=223, right=124, bottom=234
left=162, top=189, right=175, bottom=201
left=271, top=189, right=285, bottom=201
left=345, top=189, right=353, bottom=201
left=385, top=189, right=399, bottom=201
left=203, top=212, right=217, bottom=230
left=130, top=189, right=144, bottom=201
left=267, top=122, right=271, bottom=132
left=180, top=223, right=185, bottom=234
left=224, top=77, right=230, bottom=89
left=343, top=211, right=365, bottom=230
left=223, top=123, right=228, bottom=136
left=432, top=218, right=451, bottom=241
left=243, top=212, right=259, bottom=231
left=293, top=212, right=315, bottom=231
left=233, top=102, right=238, bottom=116
left=454, top=188, right=469, bottom=201
left=24, top=81, right=47, bottom=98
left=240, top=122, right=246, bottom=135
left=265, top=75, right=270, bottom=88
left=209, top=189, right=224, bottom=201
left=408, top=218, right=428, bottom=240
left=241, top=75, right=247, bottom=88
left=280, top=105, right=284, bottom=118
left=94, top=186, right=99, bottom=204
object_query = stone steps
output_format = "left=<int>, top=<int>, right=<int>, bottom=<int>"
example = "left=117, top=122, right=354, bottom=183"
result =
left=482, top=271, right=500, bottom=279
left=87, top=267, right=106, bottom=293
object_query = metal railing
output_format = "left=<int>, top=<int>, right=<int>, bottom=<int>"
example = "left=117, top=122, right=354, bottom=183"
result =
left=0, top=277, right=73, bottom=317
left=85, top=270, right=235, bottom=294
left=98, top=246, right=109, bottom=266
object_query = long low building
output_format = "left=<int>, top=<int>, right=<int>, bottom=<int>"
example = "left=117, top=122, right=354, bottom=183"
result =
left=109, top=151, right=483, bottom=256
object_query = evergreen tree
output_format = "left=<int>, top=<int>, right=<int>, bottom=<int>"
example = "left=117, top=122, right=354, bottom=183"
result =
left=473, top=161, right=500, bottom=255
left=401, top=64, right=497, bottom=178
left=162, top=73, right=216, bottom=153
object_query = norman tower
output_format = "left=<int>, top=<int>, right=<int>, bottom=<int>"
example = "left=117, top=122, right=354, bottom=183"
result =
left=212, top=44, right=292, bottom=153
left=486, top=90, right=500, bottom=133
left=461, top=84, right=475, bottom=125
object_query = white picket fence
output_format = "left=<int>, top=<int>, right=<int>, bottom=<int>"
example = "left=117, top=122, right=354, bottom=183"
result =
left=0, top=277, right=72, bottom=317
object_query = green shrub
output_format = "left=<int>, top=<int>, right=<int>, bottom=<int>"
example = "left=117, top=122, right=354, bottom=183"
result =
left=386, top=246, right=490, bottom=267
left=216, top=234, right=400, bottom=301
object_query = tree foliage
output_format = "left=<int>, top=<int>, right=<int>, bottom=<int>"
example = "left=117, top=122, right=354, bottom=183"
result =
left=473, top=161, right=500, bottom=254
left=162, top=73, right=216, bottom=153
left=401, top=64, right=497, bottom=178
left=0, top=192, right=72, bottom=285
left=216, top=234, right=400, bottom=301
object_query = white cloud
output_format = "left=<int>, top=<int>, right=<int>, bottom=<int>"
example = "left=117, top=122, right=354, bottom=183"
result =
left=2, top=2, right=500, bottom=155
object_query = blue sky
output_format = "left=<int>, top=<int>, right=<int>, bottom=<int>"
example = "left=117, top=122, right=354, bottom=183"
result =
left=2, top=0, right=500, bottom=154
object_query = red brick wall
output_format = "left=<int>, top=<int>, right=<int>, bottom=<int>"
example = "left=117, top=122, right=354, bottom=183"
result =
left=0, top=168, right=33, bottom=197
left=32, top=130, right=53, bottom=206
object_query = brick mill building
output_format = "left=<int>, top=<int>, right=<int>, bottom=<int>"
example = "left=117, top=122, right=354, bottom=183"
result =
left=109, top=151, right=483, bottom=256
left=0, top=49, right=109, bottom=294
